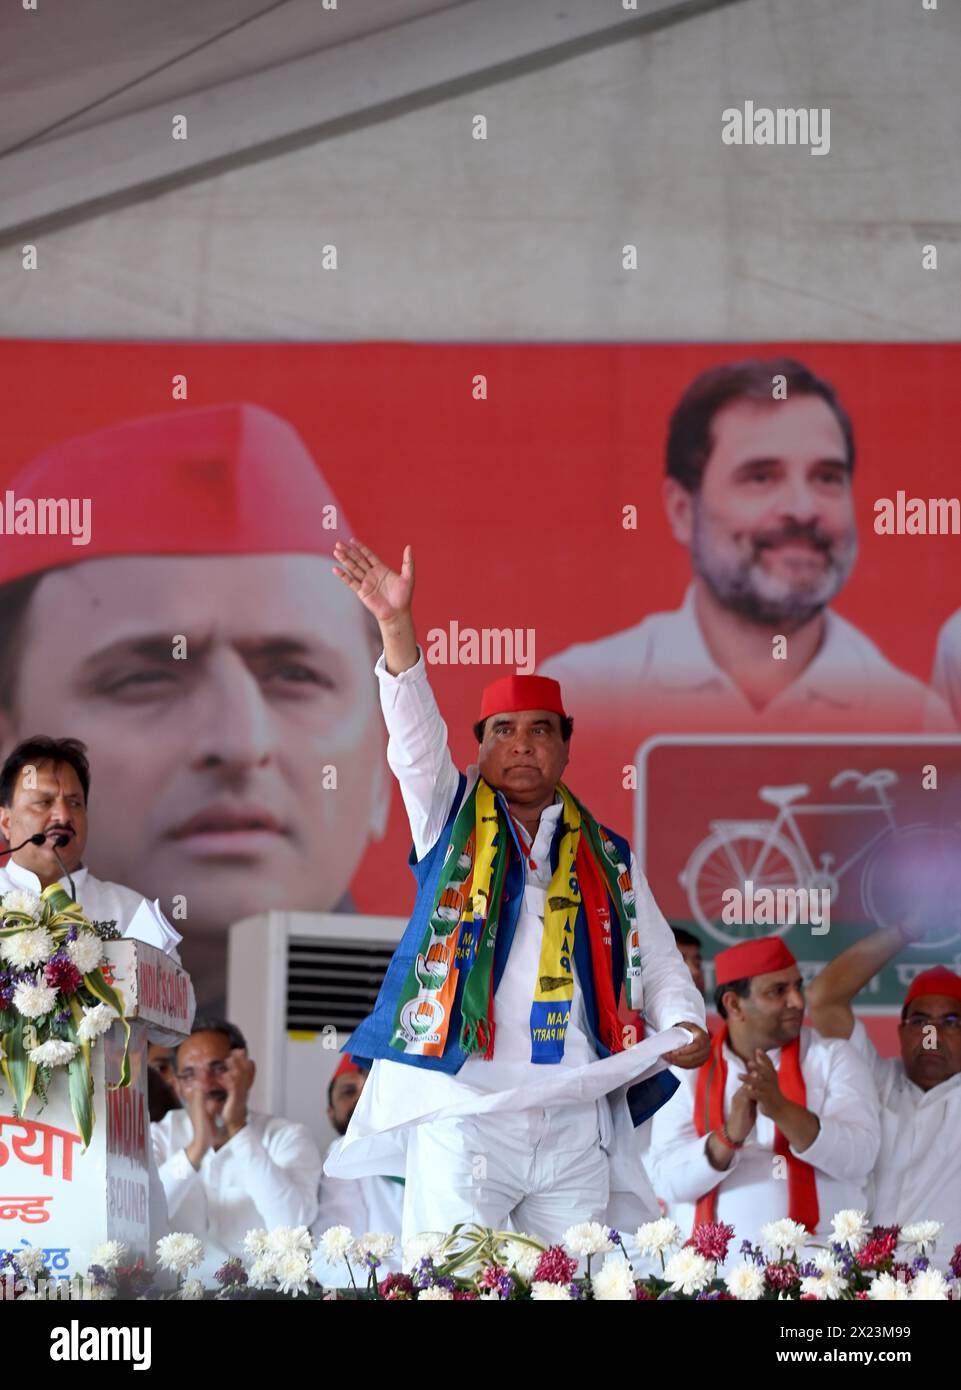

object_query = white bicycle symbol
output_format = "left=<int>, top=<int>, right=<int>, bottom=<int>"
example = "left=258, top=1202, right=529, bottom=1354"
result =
left=679, top=767, right=961, bottom=948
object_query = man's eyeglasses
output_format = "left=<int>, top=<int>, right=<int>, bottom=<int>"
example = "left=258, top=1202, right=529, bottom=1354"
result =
left=902, top=1014, right=961, bottom=1032
left=177, top=1060, right=230, bottom=1081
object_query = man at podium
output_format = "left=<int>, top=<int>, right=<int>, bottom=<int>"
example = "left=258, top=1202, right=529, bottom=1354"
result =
left=0, top=735, right=181, bottom=955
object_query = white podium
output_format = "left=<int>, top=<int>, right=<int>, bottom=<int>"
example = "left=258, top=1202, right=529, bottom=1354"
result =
left=0, top=940, right=193, bottom=1281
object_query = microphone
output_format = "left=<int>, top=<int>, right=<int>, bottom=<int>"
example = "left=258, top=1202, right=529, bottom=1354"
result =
left=50, top=833, right=77, bottom=904
left=0, top=832, right=48, bottom=857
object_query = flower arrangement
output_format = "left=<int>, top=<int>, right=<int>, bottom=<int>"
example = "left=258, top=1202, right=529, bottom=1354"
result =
left=5, top=1214, right=961, bottom=1301
left=0, top=883, right=126, bottom=1145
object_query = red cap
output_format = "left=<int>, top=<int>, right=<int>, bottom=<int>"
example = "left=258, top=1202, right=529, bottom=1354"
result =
left=0, top=402, right=349, bottom=584
left=903, top=966, right=961, bottom=1009
left=479, top=674, right=567, bottom=723
left=714, top=936, right=798, bottom=986
left=333, top=1054, right=367, bottom=1080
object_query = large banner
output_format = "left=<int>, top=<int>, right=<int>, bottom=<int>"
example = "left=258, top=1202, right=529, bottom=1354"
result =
left=1, top=341, right=959, bottom=1026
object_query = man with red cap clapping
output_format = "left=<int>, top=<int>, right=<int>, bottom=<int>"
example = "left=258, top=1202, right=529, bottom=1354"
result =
left=809, top=927, right=961, bottom=1265
left=323, top=539, right=707, bottom=1247
left=650, top=935, right=880, bottom=1249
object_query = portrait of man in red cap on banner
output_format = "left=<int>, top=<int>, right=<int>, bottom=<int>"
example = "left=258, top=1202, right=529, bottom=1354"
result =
left=650, top=934, right=880, bottom=1252
left=0, top=404, right=389, bottom=1004
left=323, top=537, right=708, bottom=1247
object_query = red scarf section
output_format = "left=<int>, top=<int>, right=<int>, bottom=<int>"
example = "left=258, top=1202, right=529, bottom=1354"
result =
left=692, top=1024, right=818, bottom=1234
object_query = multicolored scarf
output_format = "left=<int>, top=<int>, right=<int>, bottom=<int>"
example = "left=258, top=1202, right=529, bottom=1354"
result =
left=389, top=779, right=644, bottom=1064
left=693, top=1024, right=819, bottom=1233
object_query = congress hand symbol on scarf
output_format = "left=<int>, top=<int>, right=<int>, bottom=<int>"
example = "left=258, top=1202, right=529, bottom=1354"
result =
left=389, top=778, right=644, bottom=1064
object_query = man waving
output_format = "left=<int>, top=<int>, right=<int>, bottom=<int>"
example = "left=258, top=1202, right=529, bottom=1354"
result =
left=325, top=539, right=708, bottom=1245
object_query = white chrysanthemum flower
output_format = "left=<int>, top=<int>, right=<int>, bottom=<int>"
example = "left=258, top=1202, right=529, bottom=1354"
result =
left=477, top=1291, right=501, bottom=1301
left=634, top=1218, right=682, bottom=1257
left=351, top=1231, right=395, bottom=1263
left=28, top=1038, right=78, bottom=1067
left=179, top=1278, right=205, bottom=1301
left=77, top=1003, right=116, bottom=1044
left=563, top=1222, right=613, bottom=1258
left=2, top=888, right=42, bottom=920
left=65, top=932, right=104, bottom=975
left=243, top=1228, right=270, bottom=1258
left=830, top=1209, right=869, bottom=1252
left=867, top=1273, right=910, bottom=1301
left=1, top=926, right=54, bottom=968
left=664, top=1247, right=714, bottom=1295
left=274, top=1251, right=314, bottom=1296
left=592, top=1256, right=636, bottom=1301
left=264, top=1225, right=314, bottom=1259
left=15, top=1246, right=47, bottom=1279
left=760, top=1219, right=809, bottom=1257
left=810, top=1248, right=840, bottom=1273
left=418, top=1286, right=454, bottom=1301
left=800, top=1268, right=847, bottom=1300
left=530, top=1281, right=573, bottom=1300
left=90, top=1240, right=127, bottom=1273
left=900, top=1221, right=942, bottom=1256
left=320, top=1226, right=355, bottom=1265
left=910, top=1269, right=949, bottom=1301
left=155, top=1232, right=204, bottom=1274
left=725, top=1262, right=765, bottom=1301
left=502, top=1240, right=542, bottom=1282
left=248, top=1255, right=276, bottom=1289
left=12, top=977, right=57, bottom=1018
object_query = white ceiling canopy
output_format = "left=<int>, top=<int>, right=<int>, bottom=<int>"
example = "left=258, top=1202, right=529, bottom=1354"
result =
left=0, top=0, right=744, bottom=240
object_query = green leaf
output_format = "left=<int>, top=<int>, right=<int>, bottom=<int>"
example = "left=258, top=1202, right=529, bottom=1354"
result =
left=63, top=1005, right=94, bottom=1148
left=0, top=1012, right=38, bottom=1115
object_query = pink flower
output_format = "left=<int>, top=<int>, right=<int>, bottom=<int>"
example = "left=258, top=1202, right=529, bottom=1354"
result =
left=689, top=1222, right=736, bottom=1263
left=478, top=1265, right=502, bottom=1290
left=533, top=1247, right=579, bottom=1285
left=764, top=1262, right=799, bottom=1291
left=43, top=957, right=82, bottom=996
left=856, top=1233, right=897, bottom=1268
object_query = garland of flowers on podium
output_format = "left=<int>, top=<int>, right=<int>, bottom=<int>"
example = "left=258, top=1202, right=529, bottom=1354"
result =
left=0, top=883, right=129, bottom=1147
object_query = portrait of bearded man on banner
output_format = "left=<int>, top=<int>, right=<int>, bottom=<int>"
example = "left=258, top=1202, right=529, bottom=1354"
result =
left=0, top=403, right=389, bottom=1006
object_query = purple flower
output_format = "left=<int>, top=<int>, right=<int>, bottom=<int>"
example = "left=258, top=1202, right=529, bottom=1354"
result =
left=496, top=1273, right=515, bottom=1299
left=949, top=1244, right=961, bottom=1281
left=214, top=1259, right=247, bottom=1287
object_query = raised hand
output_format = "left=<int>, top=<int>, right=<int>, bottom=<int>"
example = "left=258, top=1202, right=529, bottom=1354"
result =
left=333, top=538, right=414, bottom=624
left=221, top=1047, right=255, bottom=1139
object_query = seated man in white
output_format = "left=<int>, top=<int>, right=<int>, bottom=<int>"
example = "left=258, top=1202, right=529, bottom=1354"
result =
left=650, top=936, right=880, bottom=1251
left=152, top=1017, right=322, bottom=1281
left=808, top=928, right=961, bottom=1268
left=312, top=1055, right=403, bottom=1284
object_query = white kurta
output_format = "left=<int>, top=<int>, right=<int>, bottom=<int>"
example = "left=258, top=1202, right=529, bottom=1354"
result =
left=326, top=650, right=706, bottom=1234
left=152, top=1109, right=322, bottom=1280
left=541, top=585, right=955, bottom=732
left=0, top=860, right=183, bottom=958
left=848, top=1019, right=961, bottom=1267
left=649, top=1027, right=881, bottom=1250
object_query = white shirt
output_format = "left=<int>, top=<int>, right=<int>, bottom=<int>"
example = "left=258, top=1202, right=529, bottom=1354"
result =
left=152, top=1109, right=322, bottom=1280
left=311, top=1139, right=404, bottom=1285
left=541, top=586, right=954, bottom=733
left=848, top=1019, right=961, bottom=1267
left=932, top=608, right=961, bottom=728
left=649, top=1027, right=881, bottom=1250
left=326, top=650, right=705, bottom=1229
left=0, top=860, right=182, bottom=959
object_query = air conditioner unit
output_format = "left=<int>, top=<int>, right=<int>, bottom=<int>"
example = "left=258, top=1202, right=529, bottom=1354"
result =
left=227, top=911, right=405, bottom=1154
